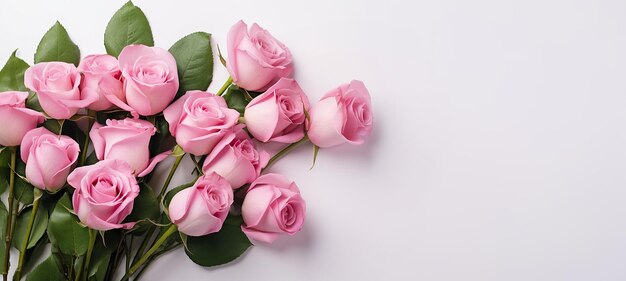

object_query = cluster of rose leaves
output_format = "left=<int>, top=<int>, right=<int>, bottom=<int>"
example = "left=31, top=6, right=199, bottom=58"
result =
left=0, top=1, right=372, bottom=280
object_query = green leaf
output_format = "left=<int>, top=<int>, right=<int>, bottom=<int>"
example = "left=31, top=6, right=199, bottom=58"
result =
left=169, top=32, right=214, bottom=99
left=25, top=255, right=65, bottom=281
left=50, top=247, right=73, bottom=278
left=185, top=216, right=251, bottom=267
left=34, top=21, right=80, bottom=66
left=12, top=203, right=48, bottom=250
left=125, top=182, right=159, bottom=233
left=47, top=193, right=89, bottom=256
left=20, top=234, right=50, bottom=279
left=223, top=85, right=249, bottom=114
left=42, top=119, right=62, bottom=136
left=0, top=201, right=8, bottom=273
left=149, top=115, right=173, bottom=156
left=26, top=91, right=43, bottom=112
left=84, top=152, right=98, bottom=166
left=0, top=168, right=7, bottom=195
left=104, top=1, right=154, bottom=57
left=87, top=231, right=121, bottom=281
left=0, top=147, right=9, bottom=168
left=0, top=50, right=29, bottom=91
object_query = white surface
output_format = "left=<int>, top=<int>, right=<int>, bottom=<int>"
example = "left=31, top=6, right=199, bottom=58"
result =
left=2, top=0, right=626, bottom=280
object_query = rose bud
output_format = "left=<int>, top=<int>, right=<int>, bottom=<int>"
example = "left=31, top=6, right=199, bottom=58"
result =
left=241, top=173, right=306, bottom=244
left=67, top=159, right=139, bottom=231
left=163, top=91, right=240, bottom=156
left=24, top=62, right=98, bottom=119
left=20, top=127, right=79, bottom=192
left=307, top=80, right=373, bottom=148
left=0, top=91, right=45, bottom=146
left=243, top=78, right=310, bottom=143
left=168, top=172, right=234, bottom=236
left=226, top=20, right=293, bottom=91
left=90, top=118, right=169, bottom=177
left=77, top=54, right=125, bottom=111
left=115, top=45, right=179, bottom=117
left=202, top=126, right=270, bottom=189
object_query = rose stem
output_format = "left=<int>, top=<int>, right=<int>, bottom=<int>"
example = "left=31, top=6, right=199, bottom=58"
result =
left=13, top=189, right=43, bottom=280
left=157, top=152, right=185, bottom=201
left=79, top=110, right=96, bottom=166
left=122, top=225, right=177, bottom=281
left=75, top=229, right=97, bottom=281
left=261, top=136, right=310, bottom=173
left=133, top=242, right=182, bottom=281
left=104, top=235, right=126, bottom=281
left=216, top=76, right=233, bottom=96
left=57, top=119, right=65, bottom=136
left=2, top=147, right=16, bottom=281
left=133, top=151, right=184, bottom=265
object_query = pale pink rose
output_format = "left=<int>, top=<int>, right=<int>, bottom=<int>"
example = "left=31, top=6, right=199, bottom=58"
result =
left=226, top=20, right=293, bottom=91
left=0, top=91, right=45, bottom=146
left=24, top=62, right=97, bottom=119
left=241, top=173, right=306, bottom=244
left=20, top=127, right=79, bottom=192
left=77, top=54, right=125, bottom=111
left=163, top=91, right=240, bottom=155
left=90, top=118, right=169, bottom=177
left=202, top=126, right=270, bottom=189
left=243, top=78, right=310, bottom=143
left=168, top=172, right=233, bottom=236
left=113, top=45, right=179, bottom=117
left=67, top=159, right=139, bottom=231
left=307, top=80, right=373, bottom=148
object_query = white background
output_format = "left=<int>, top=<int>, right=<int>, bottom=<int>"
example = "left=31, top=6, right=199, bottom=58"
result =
left=2, top=0, right=626, bottom=280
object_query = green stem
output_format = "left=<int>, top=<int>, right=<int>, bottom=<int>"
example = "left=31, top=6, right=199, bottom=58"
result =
left=131, top=228, right=156, bottom=268
left=13, top=189, right=43, bottom=280
left=104, top=235, right=126, bottom=281
left=57, top=119, right=65, bottom=136
left=75, top=229, right=96, bottom=281
left=2, top=147, right=16, bottom=280
left=133, top=150, right=183, bottom=271
left=79, top=110, right=96, bottom=166
left=216, top=77, right=233, bottom=96
left=68, top=256, right=74, bottom=281
left=262, top=136, right=310, bottom=173
left=125, top=236, right=132, bottom=274
left=122, top=225, right=177, bottom=281
left=134, top=242, right=182, bottom=281
left=157, top=153, right=184, bottom=201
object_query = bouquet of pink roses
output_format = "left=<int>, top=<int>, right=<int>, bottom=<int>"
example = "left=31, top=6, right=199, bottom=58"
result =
left=0, top=1, right=373, bottom=280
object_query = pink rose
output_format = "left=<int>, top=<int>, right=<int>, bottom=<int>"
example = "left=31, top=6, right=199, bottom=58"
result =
left=241, top=173, right=306, bottom=244
left=307, top=80, right=373, bottom=148
left=112, top=45, right=179, bottom=117
left=226, top=20, right=293, bottom=91
left=67, top=159, right=139, bottom=231
left=202, top=126, right=270, bottom=189
left=77, top=54, right=125, bottom=111
left=90, top=118, right=169, bottom=177
left=168, top=172, right=233, bottom=236
left=24, top=62, right=97, bottom=119
left=0, top=91, right=45, bottom=146
left=20, top=127, right=79, bottom=192
left=243, top=78, right=310, bottom=143
left=163, top=91, right=240, bottom=155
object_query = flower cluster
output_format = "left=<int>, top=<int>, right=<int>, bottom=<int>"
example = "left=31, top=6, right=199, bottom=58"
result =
left=0, top=1, right=373, bottom=280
